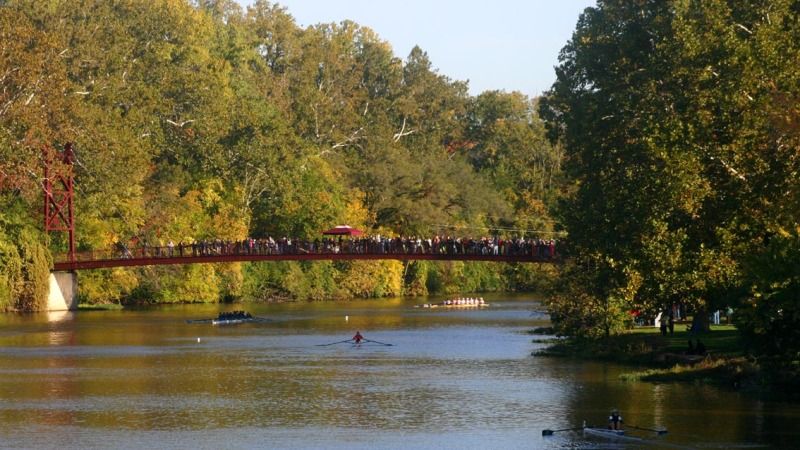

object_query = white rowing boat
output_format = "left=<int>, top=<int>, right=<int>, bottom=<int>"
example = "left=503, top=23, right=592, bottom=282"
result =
left=583, top=425, right=643, bottom=443
left=415, top=302, right=489, bottom=309
left=542, top=422, right=671, bottom=447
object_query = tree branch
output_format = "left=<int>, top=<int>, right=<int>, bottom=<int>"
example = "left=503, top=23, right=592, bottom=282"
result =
left=710, top=156, right=747, bottom=182
left=393, top=116, right=416, bottom=142
left=331, top=127, right=365, bottom=149
left=734, top=23, right=753, bottom=34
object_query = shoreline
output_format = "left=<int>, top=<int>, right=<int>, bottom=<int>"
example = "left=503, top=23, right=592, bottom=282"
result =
left=533, top=325, right=800, bottom=396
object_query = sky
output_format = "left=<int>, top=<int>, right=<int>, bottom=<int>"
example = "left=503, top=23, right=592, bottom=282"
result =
left=238, top=0, right=597, bottom=97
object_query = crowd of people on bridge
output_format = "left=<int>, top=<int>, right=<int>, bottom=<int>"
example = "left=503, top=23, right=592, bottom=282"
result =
left=114, top=235, right=558, bottom=260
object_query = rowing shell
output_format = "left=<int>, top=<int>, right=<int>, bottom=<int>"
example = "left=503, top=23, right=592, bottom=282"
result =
left=206, top=317, right=272, bottom=325
left=415, top=303, right=490, bottom=309
left=583, top=427, right=642, bottom=443
left=211, top=318, right=250, bottom=325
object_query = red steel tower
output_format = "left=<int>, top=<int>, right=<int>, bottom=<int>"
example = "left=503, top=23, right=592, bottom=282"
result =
left=43, top=143, right=76, bottom=262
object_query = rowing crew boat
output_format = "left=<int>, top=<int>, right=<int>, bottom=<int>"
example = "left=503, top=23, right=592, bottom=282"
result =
left=414, top=300, right=489, bottom=308
left=212, top=317, right=251, bottom=325
left=415, top=303, right=489, bottom=309
left=212, top=317, right=273, bottom=325
left=187, top=316, right=272, bottom=325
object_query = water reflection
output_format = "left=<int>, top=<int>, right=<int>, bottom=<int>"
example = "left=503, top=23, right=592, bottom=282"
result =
left=0, top=295, right=797, bottom=449
left=47, top=310, right=74, bottom=323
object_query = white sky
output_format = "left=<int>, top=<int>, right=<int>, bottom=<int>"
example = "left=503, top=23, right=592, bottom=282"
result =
left=237, top=0, right=596, bottom=97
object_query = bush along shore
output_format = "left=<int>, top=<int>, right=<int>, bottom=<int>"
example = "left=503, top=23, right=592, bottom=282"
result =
left=533, top=325, right=800, bottom=396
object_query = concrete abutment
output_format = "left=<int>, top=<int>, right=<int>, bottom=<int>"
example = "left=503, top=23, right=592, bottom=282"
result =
left=48, top=271, right=77, bottom=311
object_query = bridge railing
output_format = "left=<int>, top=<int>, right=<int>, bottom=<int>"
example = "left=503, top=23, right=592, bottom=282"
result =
left=53, top=238, right=558, bottom=264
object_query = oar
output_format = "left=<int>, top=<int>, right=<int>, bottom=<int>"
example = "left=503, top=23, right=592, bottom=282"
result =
left=363, top=338, right=393, bottom=346
left=542, top=426, right=583, bottom=436
left=316, top=339, right=354, bottom=347
left=630, top=424, right=668, bottom=435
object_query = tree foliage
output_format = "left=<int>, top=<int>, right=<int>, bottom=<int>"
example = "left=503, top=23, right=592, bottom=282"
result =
left=0, top=196, right=51, bottom=311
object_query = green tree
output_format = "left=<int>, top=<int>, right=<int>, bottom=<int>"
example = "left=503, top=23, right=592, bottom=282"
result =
left=0, top=197, right=51, bottom=311
left=541, top=0, right=800, bottom=344
left=540, top=0, right=703, bottom=331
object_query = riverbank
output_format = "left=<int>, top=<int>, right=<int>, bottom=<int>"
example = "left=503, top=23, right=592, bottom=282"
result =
left=535, top=324, right=742, bottom=362
left=534, top=324, right=798, bottom=394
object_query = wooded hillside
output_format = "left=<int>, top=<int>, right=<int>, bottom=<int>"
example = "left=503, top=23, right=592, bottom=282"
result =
left=0, top=0, right=561, bottom=309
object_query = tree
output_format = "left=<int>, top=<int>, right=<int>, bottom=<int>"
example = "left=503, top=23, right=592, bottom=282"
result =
left=540, top=1, right=705, bottom=330
left=541, top=0, right=800, bottom=343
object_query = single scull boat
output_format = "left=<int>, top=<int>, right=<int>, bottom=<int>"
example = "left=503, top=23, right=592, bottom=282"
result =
left=582, top=421, right=643, bottom=443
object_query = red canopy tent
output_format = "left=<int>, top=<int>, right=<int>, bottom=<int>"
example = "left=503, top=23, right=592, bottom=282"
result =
left=322, top=225, right=364, bottom=236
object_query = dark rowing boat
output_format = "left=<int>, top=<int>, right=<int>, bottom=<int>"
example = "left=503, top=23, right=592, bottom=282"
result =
left=186, top=311, right=271, bottom=325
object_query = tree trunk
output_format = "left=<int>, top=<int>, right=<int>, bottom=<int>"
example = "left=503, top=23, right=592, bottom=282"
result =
left=690, top=309, right=711, bottom=333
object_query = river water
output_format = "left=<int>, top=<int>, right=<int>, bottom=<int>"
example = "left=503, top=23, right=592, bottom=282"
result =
left=0, top=294, right=798, bottom=449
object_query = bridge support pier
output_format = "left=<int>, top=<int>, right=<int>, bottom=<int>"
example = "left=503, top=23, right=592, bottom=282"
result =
left=48, top=271, right=77, bottom=311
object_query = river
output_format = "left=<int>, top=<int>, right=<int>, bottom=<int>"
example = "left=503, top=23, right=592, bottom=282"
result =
left=0, top=294, right=798, bottom=449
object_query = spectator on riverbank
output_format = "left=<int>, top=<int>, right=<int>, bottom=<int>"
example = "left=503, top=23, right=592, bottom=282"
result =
left=608, top=409, right=623, bottom=430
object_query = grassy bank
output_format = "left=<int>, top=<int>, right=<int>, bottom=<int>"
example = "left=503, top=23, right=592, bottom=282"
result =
left=534, top=324, right=769, bottom=389
left=78, top=303, right=125, bottom=311
left=619, top=357, right=758, bottom=387
left=536, top=324, right=741, bottom=362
